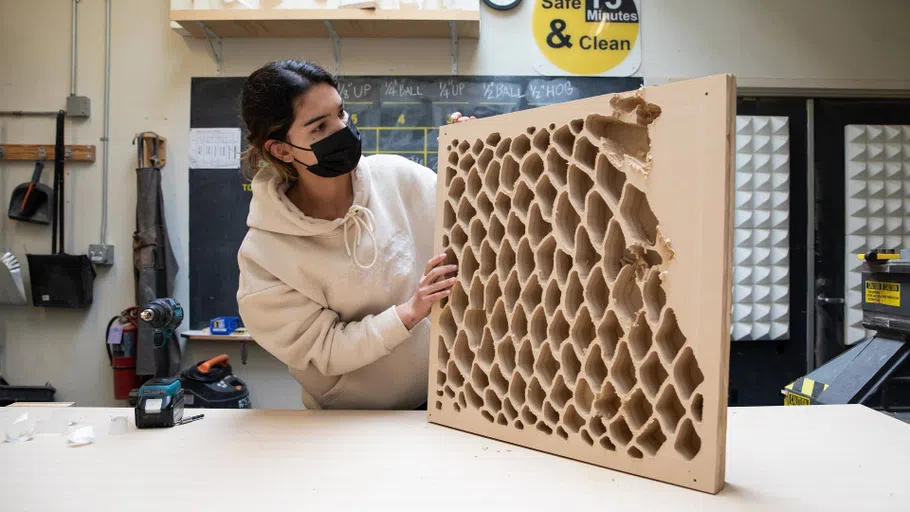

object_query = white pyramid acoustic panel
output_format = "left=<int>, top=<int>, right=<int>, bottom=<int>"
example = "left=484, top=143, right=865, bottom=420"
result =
left=732, top=116, right=790, bottom=341
left=844, top=125, right=910, bottom=344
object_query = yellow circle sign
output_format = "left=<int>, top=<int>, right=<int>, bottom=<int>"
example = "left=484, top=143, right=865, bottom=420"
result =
left=533, top=0, right=640, bottom=75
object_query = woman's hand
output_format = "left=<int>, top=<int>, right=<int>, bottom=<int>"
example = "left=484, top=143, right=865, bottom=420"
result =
left=396, top=253, right=458, bottom=330
left=450, top=112, right=476, bottom=123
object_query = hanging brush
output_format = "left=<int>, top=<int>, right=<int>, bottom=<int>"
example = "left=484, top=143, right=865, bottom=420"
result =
left=0, top=252, right=27, bottom=305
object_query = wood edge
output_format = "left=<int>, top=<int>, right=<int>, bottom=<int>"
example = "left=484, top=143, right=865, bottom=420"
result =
left=711, top=73, right=737, bottom=495
left=170, top=9, right=481, bottom=23
left=184, top=335, right=254, bottom=342
left=6, top=402, right=75, bottom=408
left=180, top=329, right=254, bottom=342
left=646, top=73, right=737, bottom=494
left=457, top=19, right=481, bottom=38
left=172, top=11, right=480, bottom=39
left=135, top=133, right=167, bottom=141
left=428, top=413, right=726, bottom=495
left=426, top=135, right=451, bottom=423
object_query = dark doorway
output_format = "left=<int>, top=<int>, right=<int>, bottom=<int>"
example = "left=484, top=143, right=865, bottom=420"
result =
left=729, top=98, right=810, bottom=406
left=813, top=99, right=910, bottom=367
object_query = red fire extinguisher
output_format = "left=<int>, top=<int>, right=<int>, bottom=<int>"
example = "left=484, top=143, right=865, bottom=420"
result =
left=106, top=307, right=141, bottom=401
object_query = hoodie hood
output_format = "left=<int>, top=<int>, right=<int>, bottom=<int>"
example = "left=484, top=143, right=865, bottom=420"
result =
left=247, top=157, right=378, bottom=268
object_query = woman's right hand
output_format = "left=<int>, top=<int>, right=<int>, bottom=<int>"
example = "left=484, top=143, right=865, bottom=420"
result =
left=396, top=254, right=458, bottom=330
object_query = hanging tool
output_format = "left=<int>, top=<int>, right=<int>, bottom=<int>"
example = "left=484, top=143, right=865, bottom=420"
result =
left=8, top=161, right=53, bottom=224
left=133, top=132, right=167, bottom=169
left=26, top=110, right=96, bottom=308
left=134, top=298, right=186, bottom=428
left=0, top=252, right=27, bottom=305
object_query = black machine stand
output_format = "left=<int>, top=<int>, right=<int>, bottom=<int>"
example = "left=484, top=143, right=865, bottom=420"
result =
left=784, top=251, right=910, bottom=415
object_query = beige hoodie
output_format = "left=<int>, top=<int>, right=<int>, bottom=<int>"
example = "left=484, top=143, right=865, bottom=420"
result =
left=236, top=154, right=437, bottom=410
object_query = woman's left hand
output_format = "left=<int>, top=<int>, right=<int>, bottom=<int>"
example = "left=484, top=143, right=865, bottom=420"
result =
left=437, top=113, right=477, bottom=142
left=450, top=112, right=476, bottom=123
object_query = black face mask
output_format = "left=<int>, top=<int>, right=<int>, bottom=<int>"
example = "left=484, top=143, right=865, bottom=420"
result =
left=285, top=118, right=363, bottom=178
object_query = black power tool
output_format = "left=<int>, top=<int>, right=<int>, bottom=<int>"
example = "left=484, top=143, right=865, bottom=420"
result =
left=135, top=298, right=185, bottom=428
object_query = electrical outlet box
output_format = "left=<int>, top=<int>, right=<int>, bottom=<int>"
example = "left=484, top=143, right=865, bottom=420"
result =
left=66, top=95, right=91, bottom=118
left=88, top=244, right=114, bottom=266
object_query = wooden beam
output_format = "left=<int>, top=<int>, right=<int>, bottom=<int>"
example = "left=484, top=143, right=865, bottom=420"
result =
left=0, top=144, right=96, bottom=163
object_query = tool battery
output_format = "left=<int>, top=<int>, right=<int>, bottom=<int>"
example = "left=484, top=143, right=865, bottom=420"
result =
left=134, top=377, right=185, bottom=428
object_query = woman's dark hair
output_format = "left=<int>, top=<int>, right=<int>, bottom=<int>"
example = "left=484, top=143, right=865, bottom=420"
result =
left=240, top=59, right=339, bottom=182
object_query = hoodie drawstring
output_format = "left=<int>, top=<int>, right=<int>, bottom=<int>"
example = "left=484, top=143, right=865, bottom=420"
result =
left=343, top=206, right=378, bottom=269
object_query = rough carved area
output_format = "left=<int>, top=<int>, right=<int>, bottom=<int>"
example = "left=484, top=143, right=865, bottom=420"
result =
left=434, top=102, right=708, bottom=472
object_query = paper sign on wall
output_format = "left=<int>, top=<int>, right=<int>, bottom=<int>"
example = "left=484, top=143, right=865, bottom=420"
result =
left=189, top=128, right=241, bottom=169
left=532, top=0, right=641, bottom=76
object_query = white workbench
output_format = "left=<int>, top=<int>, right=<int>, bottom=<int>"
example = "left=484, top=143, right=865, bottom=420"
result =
left=0, top=404, right=907, bottom=510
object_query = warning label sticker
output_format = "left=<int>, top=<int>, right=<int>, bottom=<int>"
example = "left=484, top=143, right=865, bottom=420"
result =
left=784, top=393, right=811, bottom=406
left=865, top=281, right=901, bottom=307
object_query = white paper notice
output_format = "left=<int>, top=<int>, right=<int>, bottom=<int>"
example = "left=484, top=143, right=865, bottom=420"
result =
left=189, top=128, right=241, bottom=169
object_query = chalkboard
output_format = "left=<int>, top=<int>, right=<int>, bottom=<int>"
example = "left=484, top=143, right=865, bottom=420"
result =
left=189, top=75, right=643, bottom=329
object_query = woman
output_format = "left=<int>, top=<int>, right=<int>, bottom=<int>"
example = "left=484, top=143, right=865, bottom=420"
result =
left=236, top=60, right=471, bottom=410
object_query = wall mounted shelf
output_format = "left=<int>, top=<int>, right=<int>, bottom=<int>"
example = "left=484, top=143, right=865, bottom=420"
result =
left=170, top=9, right=480, bottom=39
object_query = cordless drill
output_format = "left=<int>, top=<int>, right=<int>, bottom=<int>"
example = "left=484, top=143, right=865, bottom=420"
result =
left=135, top=298, right=186, bottom=428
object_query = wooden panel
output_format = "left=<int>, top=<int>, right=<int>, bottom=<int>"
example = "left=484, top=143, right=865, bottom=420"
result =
left=0, top=144, right=95, bottom=163
left=429, top=75, right=736, bottom=493
left=171, top=9, right=480, bottom=39
left=6, top=402, right=74, bottom=408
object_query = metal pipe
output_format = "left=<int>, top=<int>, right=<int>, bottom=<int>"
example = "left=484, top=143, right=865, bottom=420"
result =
left=806, top=98, right=816, bottom=373
left=101, top=0, right=111, bottom=243
left=0, top=111, right=61, bottom=117
left=71, top=0, right=79, bottom=96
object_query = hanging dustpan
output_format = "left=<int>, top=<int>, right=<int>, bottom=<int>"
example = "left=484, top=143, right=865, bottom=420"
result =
left=8, top=161, right=53, bottom=224
left=0, top=252, right=27, bottom=305
left=26, top=110, right=95, bottom=308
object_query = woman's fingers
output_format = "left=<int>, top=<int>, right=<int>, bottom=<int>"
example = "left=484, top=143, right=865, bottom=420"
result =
left=424, top=277, right=457, bottom=295
left=424, top=253, right=446, bottom=276
left=424, top=264, right=457, bottom=285
left=450, top=112, right=476, bottom=123
left=425, top=289, right=452, bottom=303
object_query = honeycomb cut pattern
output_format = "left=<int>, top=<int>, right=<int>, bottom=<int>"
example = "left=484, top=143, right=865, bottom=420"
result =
left=434, top=110, right=706, bottom=466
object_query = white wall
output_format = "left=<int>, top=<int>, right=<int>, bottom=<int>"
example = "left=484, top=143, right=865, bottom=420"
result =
left=1, top=0, right=908, bottom=409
